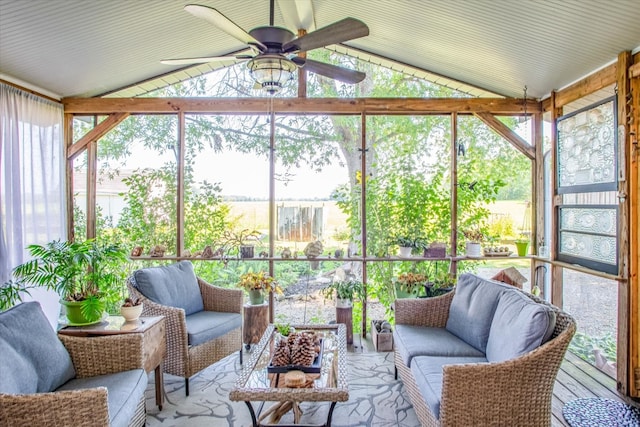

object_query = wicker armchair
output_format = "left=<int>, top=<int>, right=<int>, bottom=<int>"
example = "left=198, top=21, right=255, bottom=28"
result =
left=127, top=264, right=243, bottom=395
left=394, top=288, right=576, bottom=427
left=0, top=303, right=146, bottom=427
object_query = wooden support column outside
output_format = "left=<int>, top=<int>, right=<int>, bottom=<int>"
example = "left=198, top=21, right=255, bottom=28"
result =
left=532, top=111, right=545, bottom=296
left=177, top=112, right=185, bottom=257
left=616, top=50, right=632, bottom=396
left=86, top=118, right=97, bottom=240
left=64, top=113, right=75, bottom=241
left=549, top=92, right=563, bottom=307
left=450, top=112, right=458, bottom=276
left=268, top=99, right=276, bottom=323
left=630, top=54, right=640, bottom=396
left=361, top=113, right=368, bottom=338
left=297, top=29, right=307, bottom=98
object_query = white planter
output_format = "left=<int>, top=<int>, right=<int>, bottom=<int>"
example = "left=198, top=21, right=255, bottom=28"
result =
left=465, top=242, right=481, bottom=258
left=120, top=303, right=143, bottom=322
left=336, top=298, right=353, bottom=308
left=398, top=246, right=413, bottom=257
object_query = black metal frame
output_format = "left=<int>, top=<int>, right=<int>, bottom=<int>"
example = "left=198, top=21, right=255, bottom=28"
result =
left=556, top=204, right=619, bottom=275
left=556, top=96, right=618, bottom=194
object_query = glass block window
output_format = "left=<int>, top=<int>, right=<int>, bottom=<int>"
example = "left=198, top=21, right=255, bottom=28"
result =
left=558, top=206, right=618, bottom=274
left=557, top=97, right=617, bottom=193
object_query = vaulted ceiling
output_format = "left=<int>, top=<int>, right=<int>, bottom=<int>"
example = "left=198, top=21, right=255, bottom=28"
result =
left=1, top=0, right=639, bottom=100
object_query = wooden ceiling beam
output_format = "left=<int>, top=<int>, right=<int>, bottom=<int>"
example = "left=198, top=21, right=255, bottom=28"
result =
left=63, top=97, right=541, bottom=115
left=474, top=111, right=535, bottom=159
left=542, top=63, right=617, bottom=112
left=67, top=112, right=129, bottom=160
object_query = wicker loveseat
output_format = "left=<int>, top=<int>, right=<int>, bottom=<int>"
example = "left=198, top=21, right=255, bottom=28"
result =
left=0, top=302, right=147, bottom=427
left=393, top=273, right=576, bottom=427
left=127, top=260, right=243, bottom=395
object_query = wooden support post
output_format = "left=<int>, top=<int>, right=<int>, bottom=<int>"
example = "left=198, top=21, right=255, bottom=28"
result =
left=243, top=303, right=269, bottom=347
left=361, top=113, right=368, bottom=338
left=532, top=111, right=545, bottom=295
left=86, top=116, right=97, bottom=240
left=336, top=306, right=353, bottom=345
left=549, top=91, right=563, bottom=307
left=177, top=112, right=185, bottom=257
left=616, top=50, right=632, bottom=396
left=450, top=112, right=458, bottom=276
left=64, top=113, right=75, bottom=241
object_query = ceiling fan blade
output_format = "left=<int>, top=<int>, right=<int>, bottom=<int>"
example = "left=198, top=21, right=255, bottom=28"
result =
left=295, top=57, right=366, bottom=84
left=161, top=55, right=252, bottom=66
left=282, top=17, right=369, bottom=54
left=184, top=4, right=267, bottom=51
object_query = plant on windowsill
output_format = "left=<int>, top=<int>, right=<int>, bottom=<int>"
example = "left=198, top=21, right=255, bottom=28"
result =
left=223, top=228, right=261, bottom=259
left=461, top=228, right=486, bottom=257
left=322, top=279, right=364, bottom=308
left=515, top=232, right=531, bottom=256
left=395, top=272, right=427, bottom=298
left=395, top=235, right=428, bottom=257
left=7, top=239, right=128, bottom=324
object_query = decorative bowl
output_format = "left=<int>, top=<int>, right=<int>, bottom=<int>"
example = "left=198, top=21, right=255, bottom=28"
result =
left=120, top=303, right=143, bottom=322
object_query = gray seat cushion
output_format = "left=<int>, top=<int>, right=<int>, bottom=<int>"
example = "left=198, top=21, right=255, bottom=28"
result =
left=486, top=290, right=557, bottom=362
left=57, top=369, right=147, bottom=427
left=411, top=355, right=488, bottom=420
left=133, top=260, right=204, bottom=315
left=186, top=311, right=243, bottom=347
left=0, top=302, right=76, bottom=394
left=394, top=324, right=485, bottom=367
left=445, top=273, right=511, bottom=353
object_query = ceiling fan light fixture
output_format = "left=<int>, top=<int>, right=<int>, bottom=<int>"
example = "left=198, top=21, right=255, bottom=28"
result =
left=248, top=55, right=297, bottom=95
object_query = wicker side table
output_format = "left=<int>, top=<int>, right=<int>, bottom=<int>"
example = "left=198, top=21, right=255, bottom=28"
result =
left=58, top=315, right=166, bottom=409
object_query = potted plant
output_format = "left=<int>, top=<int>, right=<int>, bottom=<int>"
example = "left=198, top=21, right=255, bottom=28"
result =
left=396, top=236, right=416, bottom=257
left=120, top=297, right=143, bottom=322
left=10, top=239, right=128, bottom=324
left=461, top=228, right=485, bottom=257
left=395, top=272, right=427, bottom=298
left=223, top=228, right=261, bottom=259
left=424, top=270, right=456, bottom=298
left=237, top=271, right=281, bottom=305
left=322, top=279, right=364, bottom=308
left=515, top=233, right=531, bottom=256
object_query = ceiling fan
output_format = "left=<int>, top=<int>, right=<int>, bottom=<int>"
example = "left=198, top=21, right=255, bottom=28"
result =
left=162, top=0, right=369, bottom=94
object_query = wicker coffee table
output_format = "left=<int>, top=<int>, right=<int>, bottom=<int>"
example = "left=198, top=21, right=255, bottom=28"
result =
left=230, top=324, right=348, bottom=427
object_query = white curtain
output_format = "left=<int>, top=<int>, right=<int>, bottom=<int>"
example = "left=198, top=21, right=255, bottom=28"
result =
left=0, top=83, right=65, bottom=323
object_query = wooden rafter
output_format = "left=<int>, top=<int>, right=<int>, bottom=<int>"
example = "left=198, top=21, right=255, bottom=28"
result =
left=66, top=112, right=129, bottom=160
left=473, top=112, right=535, bottom=159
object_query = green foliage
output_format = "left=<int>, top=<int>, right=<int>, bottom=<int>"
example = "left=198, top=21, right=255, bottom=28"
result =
left=7, top=239, right=128, bottom=317
left=322, top=279, right=364, bottom=301
left=569, top=332, right=617, bottom=364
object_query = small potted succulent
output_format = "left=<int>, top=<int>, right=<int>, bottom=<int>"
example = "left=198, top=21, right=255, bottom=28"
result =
left=461, top=228, right=485, bottom=257
left=237, top=271, right=282, bottom=305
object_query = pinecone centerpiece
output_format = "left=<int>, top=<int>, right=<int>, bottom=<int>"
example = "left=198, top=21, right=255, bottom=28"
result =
left=270, top=331, right=321, bottom=368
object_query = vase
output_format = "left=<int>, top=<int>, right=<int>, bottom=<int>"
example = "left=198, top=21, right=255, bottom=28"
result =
left=465, top=242, right=481, bottom=257
left=120, top=303, right=143, bottom=322
left=515, top=241, right=530, bottom=256
left=398, top=246, right=412, bottom=257
left=248, top=289, right=265, bottom=305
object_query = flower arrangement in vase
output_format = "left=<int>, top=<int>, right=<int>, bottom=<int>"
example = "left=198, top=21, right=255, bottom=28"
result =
left=237, top=271, right=282, bottom=305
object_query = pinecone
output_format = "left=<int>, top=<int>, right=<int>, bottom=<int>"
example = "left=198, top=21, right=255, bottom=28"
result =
left=272, top=339, right=291, bottom=366
left=291, top=333, right=316, bottom=366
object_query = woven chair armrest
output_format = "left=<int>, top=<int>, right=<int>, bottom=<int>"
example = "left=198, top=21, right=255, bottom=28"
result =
left=439, top=321, right=576, bottom=426
left=0, top=388, right=109, bottom=426
left=198, top=278, right=244, bottom=313
left=394, top=291, right=454, bottom=327
left=58, top=334, right=144, bottom=378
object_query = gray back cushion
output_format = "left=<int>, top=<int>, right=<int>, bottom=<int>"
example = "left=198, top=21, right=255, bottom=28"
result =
left=0, top=301, right=76, bottom=394
left=486, top=290, right=557, bottom=362
left=445, top=274, right=511, bottom=353
left=133, top=261, right=204, bottom=315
